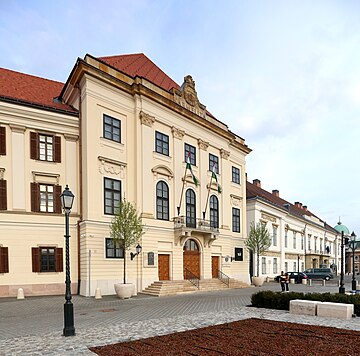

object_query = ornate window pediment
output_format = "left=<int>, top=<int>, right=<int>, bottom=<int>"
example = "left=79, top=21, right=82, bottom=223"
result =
left=151, top=165, right=174, bottom=179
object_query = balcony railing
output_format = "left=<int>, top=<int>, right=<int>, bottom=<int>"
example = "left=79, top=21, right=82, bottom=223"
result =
left=173, top=216, right=219, bottom=233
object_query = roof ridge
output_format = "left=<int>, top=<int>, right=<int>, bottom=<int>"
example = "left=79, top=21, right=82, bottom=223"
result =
left=0, top=67, right=64, bottom=85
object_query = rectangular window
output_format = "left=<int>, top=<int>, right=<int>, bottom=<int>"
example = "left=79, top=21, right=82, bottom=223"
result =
left=30, top=132, right=61, bottom=162
left=0, top=246, right=9, bottom=273
left=105, top=238, right=124, bottom=258
left=184, top=143, right=196, bottom=165
left=0, top=126, right=6, bottom=155
left=209, top=154, right=219, bottom=173
left=301, top=262, right=304, bottom=271
left=103, top=114, right=121, bottom=143
left=261, top=257, right=266, bottom=274
left=301, top=234, right=304, bottom=250
left=0, top=179, right=7, bottom=210
left=232, top=166, right=240, bottom=184
left=31, top=183, right=61, bottom=213
left=32, top=246, right=63, bottom=272
left=40, top=184, right=54, bottom=212
left=273, top=258, right=278, bottom=274
left=285, top=230, right=288, bottom=248
left=293, top=262, right=297, bottom=271
left=272, top=226, right=277, bottom=246
left=232, top=208, right=240, bottom=232
left=284, top=261, right=288, bottom=272
left=293, top=232, right=297, bottom=249
left=308, top=235, right=311, bottom=251
left=104, top=178, right=121, bottom=215
left=155, top=131, right=169, bottom=156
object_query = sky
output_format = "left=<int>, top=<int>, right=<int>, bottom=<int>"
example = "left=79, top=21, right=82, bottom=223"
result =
left=1, top=0, right=359, bottom=234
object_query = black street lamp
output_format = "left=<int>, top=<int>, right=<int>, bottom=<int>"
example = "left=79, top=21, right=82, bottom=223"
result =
left=339, top=231, right=346, bottom=294
left=350, top=231, right=357, bottom=291
left=130, top=244, right=142, bottom=260
left=60, top=185, right=75, bottom=337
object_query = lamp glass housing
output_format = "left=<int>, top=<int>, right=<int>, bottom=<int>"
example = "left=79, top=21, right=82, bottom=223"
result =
left=60, top=185, right=75, bottom=212
left=136, top=244, right=142, bottom=254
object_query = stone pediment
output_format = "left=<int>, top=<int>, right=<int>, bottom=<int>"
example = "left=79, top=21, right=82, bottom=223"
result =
left=173, top=75, right=206, bottom=118
left=151, top=165, right=174, bottom=179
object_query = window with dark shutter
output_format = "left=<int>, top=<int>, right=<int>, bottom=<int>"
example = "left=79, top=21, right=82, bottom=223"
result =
left=53, top=185, right=62, bottom=213
left=0, top=247, right=9, bottom=273
left=31, top=247, right=40, bottom=272
left=55, top=248, right=63, bottom=272
left=30, top=132, right=39, bottom=160
left=31, top=182, right=40, bottom=212
left=0, top=180, right=7, bottom=211
left=0, top=127, right=6, bottom=156
left=54, top=136, right=61, bottom=163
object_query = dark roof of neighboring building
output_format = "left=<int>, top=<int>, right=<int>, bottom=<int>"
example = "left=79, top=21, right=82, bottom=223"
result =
left=98, top=53, right=180, bottom=92
left=0, top=67, right=77, bottom=114
left=246, top=180, right=338, bottom=233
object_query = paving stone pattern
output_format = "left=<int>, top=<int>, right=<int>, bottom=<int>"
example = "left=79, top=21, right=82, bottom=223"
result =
left=0, top=282, right=359, bottom=355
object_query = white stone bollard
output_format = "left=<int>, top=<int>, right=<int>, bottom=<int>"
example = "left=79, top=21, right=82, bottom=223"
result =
left=290, top=278, right=295, bottom=284
left=17, top=288, right=25, bottom=300
left=322, top=280, right=326, bottom=286
left=308, top=279, right=312, bottom=286
left=302, top=278, right=307, bottom=285
left=94, top=288, right=102, bottom=299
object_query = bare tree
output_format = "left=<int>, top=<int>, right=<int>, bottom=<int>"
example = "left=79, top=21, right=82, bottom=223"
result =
left=245, top=222, right=271, bottom=277
left=110, top=198, right=144, bottom=284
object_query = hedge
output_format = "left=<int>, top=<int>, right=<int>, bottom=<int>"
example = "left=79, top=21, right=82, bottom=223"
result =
left=251, top=290, right=360, bottom=316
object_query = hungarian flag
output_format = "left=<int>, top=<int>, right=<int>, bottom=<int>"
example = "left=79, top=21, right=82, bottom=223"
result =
left=186, top=153, right=199, bottom=187
left=211, top=164, right=222, bottom=193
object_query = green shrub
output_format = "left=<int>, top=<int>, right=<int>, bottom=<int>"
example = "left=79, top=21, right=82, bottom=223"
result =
left=251, top=290, right=360, bottom=316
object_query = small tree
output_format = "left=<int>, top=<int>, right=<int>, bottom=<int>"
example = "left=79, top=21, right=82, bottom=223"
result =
left=110, top=198, right=144, bottom=284
left=245, top=222, right=271, bottom=277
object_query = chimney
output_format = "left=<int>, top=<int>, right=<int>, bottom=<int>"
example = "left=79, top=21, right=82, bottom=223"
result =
left=294, top=202, right=300, bottom=208
left=303, top=205, right=308, bottom=211
left=299, top=203, right=303, bottom=209
left=253, top=179, right=261, bottom=188
left=272, top=189, right=279, bottom=197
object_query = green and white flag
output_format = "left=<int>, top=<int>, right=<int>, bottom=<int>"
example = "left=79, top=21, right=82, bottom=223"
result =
left=211, top=164, right=222, bottom=193
left=186, top=153, right=199, bottom=187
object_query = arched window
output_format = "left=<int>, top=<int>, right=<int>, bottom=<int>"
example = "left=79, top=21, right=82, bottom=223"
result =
left=186, top=189, right=196, bottom=228
left=210, top=195, right=219, bottom=228
left=156, top=181, right=169, bottom=220
left=183, top=239, right=199, bottom=251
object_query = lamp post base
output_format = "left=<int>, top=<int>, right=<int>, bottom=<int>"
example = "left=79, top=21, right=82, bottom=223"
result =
left=352, top=280, right=357, bottom=291
left=339, top=286, right=345, bottom=294
left=63, top=303, right=75, bottom=337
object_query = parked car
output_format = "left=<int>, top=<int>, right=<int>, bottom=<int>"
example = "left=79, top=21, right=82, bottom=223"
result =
left=304, top=268, right=334, bottom=280
left=274, top=272, right=308, bottom=283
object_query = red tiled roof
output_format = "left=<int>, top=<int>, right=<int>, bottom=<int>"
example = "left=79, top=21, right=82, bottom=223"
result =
left=247, top=180, right=315, bottom=218
left=0, top=67, right=76, bottom=113
left=98, top=53, right=180, bottom=92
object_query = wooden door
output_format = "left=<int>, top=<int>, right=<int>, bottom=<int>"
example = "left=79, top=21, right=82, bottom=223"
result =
left=158, top=254, right=170, bottom=281
left=183, top=239, right=200, bottom=279
left=212, top=256, right=219, bottom=278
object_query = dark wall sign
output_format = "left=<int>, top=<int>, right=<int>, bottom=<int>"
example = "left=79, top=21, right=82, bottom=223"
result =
left=234, top=247, right=243, bottom=261
left=148, top=252, right=154, bottom=266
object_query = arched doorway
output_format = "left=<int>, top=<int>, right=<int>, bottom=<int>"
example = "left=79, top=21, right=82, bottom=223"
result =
left=183, top=239, right=200, bottom=279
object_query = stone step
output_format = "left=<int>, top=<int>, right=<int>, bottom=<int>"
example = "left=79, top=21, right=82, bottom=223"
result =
left=140, top=278, right=249, bottom=297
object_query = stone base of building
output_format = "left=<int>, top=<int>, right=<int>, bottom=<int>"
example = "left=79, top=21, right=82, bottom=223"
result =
left=0, top=283, right=78, bottom=298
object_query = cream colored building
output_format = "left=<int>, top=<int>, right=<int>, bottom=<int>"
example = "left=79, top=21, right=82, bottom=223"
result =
left=246, top=179, right=340, bottom=278
left=0, top=53, right=251, bottom=297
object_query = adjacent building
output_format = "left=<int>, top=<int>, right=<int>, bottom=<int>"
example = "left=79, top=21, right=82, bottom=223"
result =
left=246, top=179, right=340, bottom=278
left=0, top=53, right=251, bottom=297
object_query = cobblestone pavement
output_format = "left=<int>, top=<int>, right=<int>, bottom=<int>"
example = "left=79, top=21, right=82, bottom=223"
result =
left=0, top=281, right=358, bottom=355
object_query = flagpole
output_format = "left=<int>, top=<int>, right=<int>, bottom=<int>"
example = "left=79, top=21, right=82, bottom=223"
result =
left=203, top=174, right=213, bottom=220
left=177, top=163, right=188, bottom=216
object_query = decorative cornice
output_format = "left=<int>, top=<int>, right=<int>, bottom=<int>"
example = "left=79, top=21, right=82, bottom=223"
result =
left=139, top=111, right=155, bottom=127
left=230, top=194, right=242, bottom=207
left=9, top=124, right=26, bottom=133
left=220, top=148, right=230, bottom=159
left=64, top=133, right=79, bottom=141
left=261, top=212, right=277, bottom=223
left=197, top=139, right=209, bottom=151
left=98, top=156, right=126, bottom=178
left=171, top=126, right=185, bottom=139
left=32, top=171, right=60, bottom=184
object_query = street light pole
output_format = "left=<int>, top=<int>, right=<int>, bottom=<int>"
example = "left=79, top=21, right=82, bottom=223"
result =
left=60, top=185, right=75, bottom=337
left=339, top=231, right=345, bottom=294
left=351, top=231, right=357, bottom=291
left=297, top=254, right=300, bottom=284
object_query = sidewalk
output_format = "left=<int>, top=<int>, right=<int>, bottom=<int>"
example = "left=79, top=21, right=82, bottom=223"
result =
left=0, top=282, right=358, bottom=355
